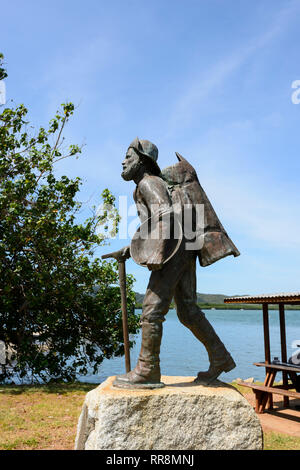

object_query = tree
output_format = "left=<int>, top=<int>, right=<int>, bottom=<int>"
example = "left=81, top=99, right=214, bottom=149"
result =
left=0, top=55, right=140, bottom=383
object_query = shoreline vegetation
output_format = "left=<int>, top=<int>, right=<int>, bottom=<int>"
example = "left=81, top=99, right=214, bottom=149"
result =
left=134, top=293, right=300, bottom=310
left=0, top=382, right=299, bottom=450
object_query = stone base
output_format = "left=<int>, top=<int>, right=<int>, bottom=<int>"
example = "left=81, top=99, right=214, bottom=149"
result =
left=75, top=376, right=263, bottom=450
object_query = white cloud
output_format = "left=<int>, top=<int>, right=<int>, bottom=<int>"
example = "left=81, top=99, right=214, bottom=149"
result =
left=202, top=171, right=300, bottom=251
left=166, top=1, right=300, bottom=136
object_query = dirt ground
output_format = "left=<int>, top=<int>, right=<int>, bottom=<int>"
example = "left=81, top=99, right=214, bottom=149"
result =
left=241, top=389, right=300, bottom=437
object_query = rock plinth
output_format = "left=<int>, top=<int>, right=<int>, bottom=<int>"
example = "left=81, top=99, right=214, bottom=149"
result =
left=75, top=376, right=263, bottom=450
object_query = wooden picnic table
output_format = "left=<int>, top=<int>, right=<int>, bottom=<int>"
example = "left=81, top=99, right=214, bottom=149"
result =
left=224, top=292, right=300, bottom=413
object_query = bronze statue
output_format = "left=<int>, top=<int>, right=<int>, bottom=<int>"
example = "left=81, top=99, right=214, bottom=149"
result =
left=112, top=138, right=240, bottom=389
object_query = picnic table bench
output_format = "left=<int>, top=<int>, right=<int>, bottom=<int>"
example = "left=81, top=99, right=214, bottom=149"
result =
left=224, top=292, right=300, bottom=413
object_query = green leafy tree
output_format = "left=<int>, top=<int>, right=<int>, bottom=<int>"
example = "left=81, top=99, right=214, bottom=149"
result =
left=0, top=55, right=140, bottom=383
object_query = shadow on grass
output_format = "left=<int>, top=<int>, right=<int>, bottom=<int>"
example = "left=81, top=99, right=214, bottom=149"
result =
left=0, top=381, right=99, bottom=395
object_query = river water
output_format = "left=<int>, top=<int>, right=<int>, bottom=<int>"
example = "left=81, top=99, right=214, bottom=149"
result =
left=79, top=308, right=300, bottom=384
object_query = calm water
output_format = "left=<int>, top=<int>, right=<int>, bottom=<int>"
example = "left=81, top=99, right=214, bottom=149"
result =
left=79, top=308, right=300, bottom=384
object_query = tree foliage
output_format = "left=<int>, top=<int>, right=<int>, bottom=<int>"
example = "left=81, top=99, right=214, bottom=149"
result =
left=0, top=55, right=140, bottom=383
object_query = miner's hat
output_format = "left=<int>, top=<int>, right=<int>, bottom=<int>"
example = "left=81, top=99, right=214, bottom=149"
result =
left=128, top=137, right=161, bottom=175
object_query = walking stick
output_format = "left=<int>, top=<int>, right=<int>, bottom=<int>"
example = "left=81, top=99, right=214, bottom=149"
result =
left=101, top=250, right=131, bottom=373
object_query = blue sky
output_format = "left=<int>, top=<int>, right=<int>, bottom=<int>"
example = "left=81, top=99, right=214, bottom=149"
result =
left=1, top=0, right=300, bottom=295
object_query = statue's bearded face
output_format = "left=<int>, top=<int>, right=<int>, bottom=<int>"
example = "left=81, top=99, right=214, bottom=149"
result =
left=121, top=148, right=142, bottom=181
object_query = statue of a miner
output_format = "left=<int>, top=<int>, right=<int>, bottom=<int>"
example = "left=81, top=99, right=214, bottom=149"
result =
left=113, top=137, right=240, bottom=389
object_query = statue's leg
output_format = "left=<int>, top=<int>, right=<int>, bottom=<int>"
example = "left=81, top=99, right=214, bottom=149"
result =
left=113, top=253, right=185, bottom=389
left=174, top=254, right=236, bottom=384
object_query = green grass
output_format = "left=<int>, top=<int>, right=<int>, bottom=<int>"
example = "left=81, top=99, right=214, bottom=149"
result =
left=0, top=382, right=97, bottom=450
left=0, top=382, right=299, bottom=450
left=264, top=432, right=300, bottom=450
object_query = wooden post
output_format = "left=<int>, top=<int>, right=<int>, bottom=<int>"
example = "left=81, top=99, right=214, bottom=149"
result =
left=118, top=260, right=131, bottom=373
left=262, top=303, right=271, bottom=364
left=101, top=251, right=131, bottom=374
left=261, top=369, right=276, bottom=413
left=261, top=303, right=272, bottom=411
left=279, top=303, right=287, bottom=363
left=279, top=303, right=289, bottom=407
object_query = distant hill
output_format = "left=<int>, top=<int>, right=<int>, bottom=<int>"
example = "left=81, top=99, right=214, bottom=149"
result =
left=135, top=292, right=237, bottom=305
left=135, top=292, right=145, bottom=305
left=134, top=292, right=299, bottom=310
left=196, top=293, right=229, bottom=304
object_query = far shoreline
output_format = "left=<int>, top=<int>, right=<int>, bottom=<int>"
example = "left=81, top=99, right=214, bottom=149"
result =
left=135, top=303, right=300, bottom=311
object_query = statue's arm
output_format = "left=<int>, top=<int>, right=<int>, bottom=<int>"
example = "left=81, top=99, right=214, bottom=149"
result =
left=139, top=176, right=172, bottom=271
left=138, top=176, right=172, bottom=215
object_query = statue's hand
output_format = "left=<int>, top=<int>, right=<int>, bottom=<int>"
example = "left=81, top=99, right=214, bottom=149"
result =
left=102, top=245, right=131, bottom=263
left=116, top=245, right=131, bottom=262
left=146, top=251, right=164, bottom=271
left=147, top=263, right=163, bottom=271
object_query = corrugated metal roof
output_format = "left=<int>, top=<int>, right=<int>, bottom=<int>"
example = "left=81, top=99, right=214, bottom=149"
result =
left=224, top=292, right=300, bottom=304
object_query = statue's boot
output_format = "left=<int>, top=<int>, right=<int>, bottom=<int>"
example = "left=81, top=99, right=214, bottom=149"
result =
left=181, top=309, right=236, bottom=385
left=113, top=321, right=165, bottom=389
left=194, top=347, right=236, bottom=385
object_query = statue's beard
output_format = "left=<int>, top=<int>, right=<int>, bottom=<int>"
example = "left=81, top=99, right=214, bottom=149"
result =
left=121, top=169, right=132, bottom=181
left=121, top=161, right=141, bottom=181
